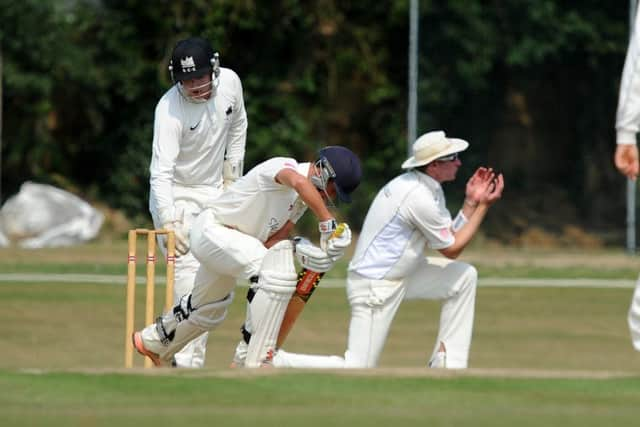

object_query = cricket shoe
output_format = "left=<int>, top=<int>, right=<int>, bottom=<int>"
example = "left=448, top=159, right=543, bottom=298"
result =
left=428, top=351, right=447, bottom=369
left=230, top=340, right=247, bottom=368
left=260, top=348, right=275, bottom=368
left=132, top=331, right=163, bottom=367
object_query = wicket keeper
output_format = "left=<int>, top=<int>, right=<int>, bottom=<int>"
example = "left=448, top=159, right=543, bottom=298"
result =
left=148, top=36, right=248, bottom=367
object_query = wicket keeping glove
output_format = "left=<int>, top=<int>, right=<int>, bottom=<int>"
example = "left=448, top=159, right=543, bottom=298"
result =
left=325, top=223, right=351, bottom=261
left=293, top=237, right=334, bottom=273
left=162, top=213, right=190, bottom=256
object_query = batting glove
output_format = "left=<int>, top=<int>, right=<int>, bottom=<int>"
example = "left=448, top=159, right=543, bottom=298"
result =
left=293, top=237, right=334, bottom=273
left=325, top=223, right=351, bottom=261
left=318, top=218, right=338, bottom=251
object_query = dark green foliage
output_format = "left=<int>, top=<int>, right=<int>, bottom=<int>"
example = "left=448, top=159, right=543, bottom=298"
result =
left=0, top=1, right=632, bottom=238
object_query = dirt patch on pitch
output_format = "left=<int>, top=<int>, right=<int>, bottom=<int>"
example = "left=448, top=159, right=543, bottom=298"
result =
left=22, top=367, right=638, bottom=380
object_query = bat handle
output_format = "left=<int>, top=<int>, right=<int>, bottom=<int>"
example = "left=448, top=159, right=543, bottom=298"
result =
left=331, top=222, right=346, bottom=238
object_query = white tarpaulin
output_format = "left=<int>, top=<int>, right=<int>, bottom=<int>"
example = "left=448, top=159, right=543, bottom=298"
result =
left=0, top=181, right=104, bottom=248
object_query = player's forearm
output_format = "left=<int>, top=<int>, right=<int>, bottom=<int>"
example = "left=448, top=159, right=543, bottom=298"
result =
left=225, top=118, right=247, bottom=160
left=291, top=180, right=333, bottom=221
left=149, top=174, right=176, bottom=224
left=277, top=169, right=333, bottom=221
left=441, top=204, right=488, bottom=259
left=149, top=129, right=181, bottom=223
left=460, top=197, right=479, bottom=219
left=223, top=123, right=246, bottom=188
left=225, top=85, right=248, bottom=158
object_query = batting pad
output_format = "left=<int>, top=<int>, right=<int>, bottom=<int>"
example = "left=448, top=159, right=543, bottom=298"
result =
left=245, top=240, right=297, bottom=368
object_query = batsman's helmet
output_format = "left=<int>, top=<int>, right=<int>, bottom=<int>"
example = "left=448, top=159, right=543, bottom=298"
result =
left=312, top=146, right=362, bottom=203
left=168, top=37, right=220, bottom=83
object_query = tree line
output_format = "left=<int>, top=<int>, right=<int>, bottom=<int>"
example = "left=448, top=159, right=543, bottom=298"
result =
left=0, top=0, right=631, bottom=243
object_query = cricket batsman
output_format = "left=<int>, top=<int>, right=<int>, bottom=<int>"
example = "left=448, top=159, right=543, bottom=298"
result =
left=133, top=146, right=362, bottom=367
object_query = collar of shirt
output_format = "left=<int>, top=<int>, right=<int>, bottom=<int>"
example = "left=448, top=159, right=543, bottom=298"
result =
left=410, top=169, right=442, bottom=193
left=297, top=162, right=311, bottom=178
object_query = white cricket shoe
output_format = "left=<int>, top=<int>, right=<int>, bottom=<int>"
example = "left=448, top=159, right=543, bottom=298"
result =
left=428, top=351, right=447, bottom=369
left=229, top=340, right=247, bottom=368
left=132, top=331, right=163, bottom=367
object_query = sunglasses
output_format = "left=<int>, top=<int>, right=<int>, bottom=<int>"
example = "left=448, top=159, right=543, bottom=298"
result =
left=436, top=152, right=460, bottom=162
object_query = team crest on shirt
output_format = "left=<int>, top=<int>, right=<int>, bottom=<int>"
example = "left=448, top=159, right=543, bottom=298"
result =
left=268, top=217, right=280, bottom=234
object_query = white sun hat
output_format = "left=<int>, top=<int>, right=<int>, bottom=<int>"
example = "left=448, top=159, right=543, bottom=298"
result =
left=401, top=130, right=469, bottom=169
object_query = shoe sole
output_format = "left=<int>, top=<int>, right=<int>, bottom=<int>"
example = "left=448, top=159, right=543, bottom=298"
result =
left=132, top=332, right=162, bottom=367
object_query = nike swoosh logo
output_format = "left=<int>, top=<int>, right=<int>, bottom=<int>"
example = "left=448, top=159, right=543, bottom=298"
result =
left=190, top=121, right=201, bottom=131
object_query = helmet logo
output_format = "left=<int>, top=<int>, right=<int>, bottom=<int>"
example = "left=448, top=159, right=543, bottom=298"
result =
left=180, top=56, right=197, bottom=72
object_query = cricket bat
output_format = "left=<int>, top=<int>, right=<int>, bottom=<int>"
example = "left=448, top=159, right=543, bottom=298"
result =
left=276, top=223, right=346, bottom=348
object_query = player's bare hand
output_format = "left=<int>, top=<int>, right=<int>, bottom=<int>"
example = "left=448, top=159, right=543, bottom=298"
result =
left=465, top=167, right=494, bottom=204
left=485, top=173, right=504, bottom=204
left=614, top=144, right=639, bottom=180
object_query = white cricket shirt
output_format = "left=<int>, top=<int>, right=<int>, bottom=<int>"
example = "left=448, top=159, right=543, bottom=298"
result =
left=208, top=157, right=309, bottom=242
left=349, top=170, right=454, bottom=280
left=149, top=67, right=248, bottom=225
left=616, top=10, right=640, bottom=145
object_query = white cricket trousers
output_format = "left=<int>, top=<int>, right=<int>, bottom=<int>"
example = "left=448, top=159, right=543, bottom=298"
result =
left=628, top=274, right=640, bottom=351
left=189, top=209, right=267, bottom=307
left=151, top=199, right=208, bottom=368
left=274, top=256, right=477, bottom=369
left=139, top=208, right=268, bottom=365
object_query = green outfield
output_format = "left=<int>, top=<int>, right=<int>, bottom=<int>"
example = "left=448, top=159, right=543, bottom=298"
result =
left=1, top=371, right=638, bottom=427
left=0, top=242, right=639, bottom=425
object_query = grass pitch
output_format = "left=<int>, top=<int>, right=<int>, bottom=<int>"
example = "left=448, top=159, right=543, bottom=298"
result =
left=0, top=242, right=639, bottom=425
left=2, top=370, right=639, bottom=427
left=1, top=282, right=637, bottom=371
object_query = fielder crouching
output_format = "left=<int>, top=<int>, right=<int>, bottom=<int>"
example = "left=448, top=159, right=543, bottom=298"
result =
left=132, top=146, right=362, bottom=367
left=273, top=130, right=504, bottom=369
